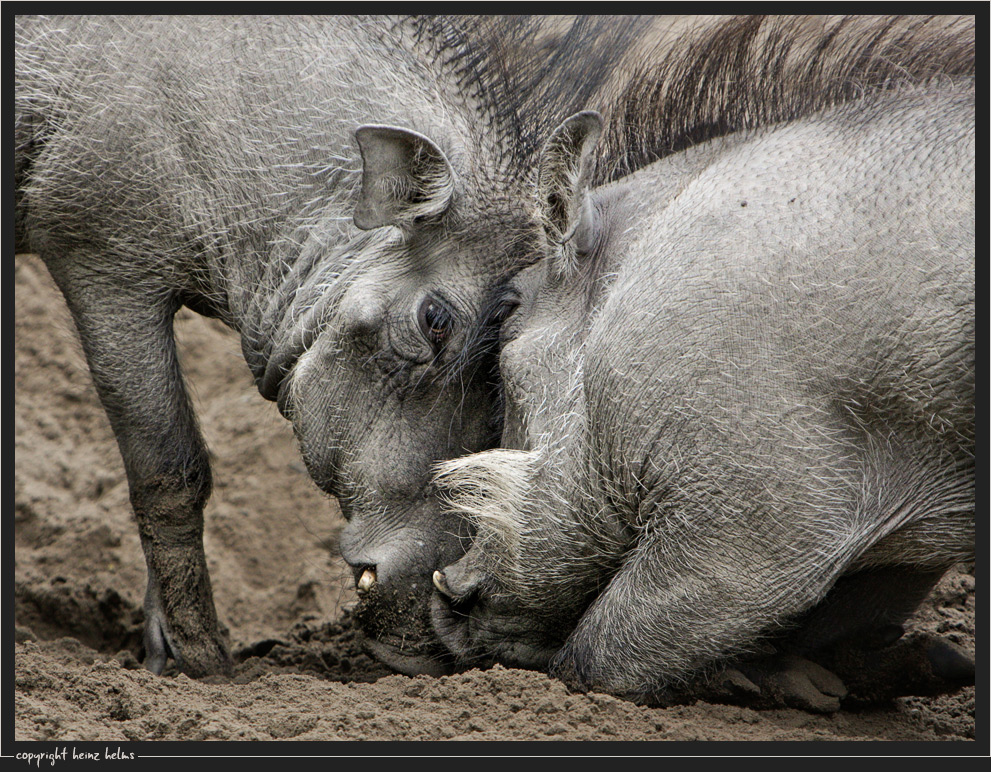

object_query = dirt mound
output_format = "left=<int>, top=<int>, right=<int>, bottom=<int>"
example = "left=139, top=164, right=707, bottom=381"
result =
left=13, top=253, right=977, bottom=745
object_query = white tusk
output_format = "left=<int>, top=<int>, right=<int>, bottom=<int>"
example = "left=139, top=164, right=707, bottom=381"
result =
left=357, top=568, right=376, bottom=593
left=432, top=570, right=450, bottom=597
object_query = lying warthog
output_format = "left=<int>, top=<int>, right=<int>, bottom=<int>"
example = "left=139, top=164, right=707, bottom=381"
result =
left=15, top=14, right=641, bottom=678
left=432, top=72, right=975, bottom=707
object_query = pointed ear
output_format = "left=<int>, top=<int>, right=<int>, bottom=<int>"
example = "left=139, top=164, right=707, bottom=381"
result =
left=353, top=125, right=456, bottom=230
left=536, top=111, right=603, bottom=249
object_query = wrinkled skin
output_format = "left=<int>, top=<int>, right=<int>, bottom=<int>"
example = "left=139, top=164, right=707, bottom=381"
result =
left=15, top=14, right=567, bottom=678
left=280, top=219, right=537, bottom=675
left=432, top=82, right=975, bottom=707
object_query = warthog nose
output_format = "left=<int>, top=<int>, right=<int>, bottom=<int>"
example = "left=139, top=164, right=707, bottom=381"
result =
left=356, top=567, right=377, bottom=594
left=432, top=570, right=451, bottom=597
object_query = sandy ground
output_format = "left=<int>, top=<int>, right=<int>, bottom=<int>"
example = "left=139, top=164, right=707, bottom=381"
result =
left=12, top=252, right=979, bottom=749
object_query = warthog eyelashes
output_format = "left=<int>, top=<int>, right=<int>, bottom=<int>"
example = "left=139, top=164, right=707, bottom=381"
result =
left=492, top=297, right=520, bottom=327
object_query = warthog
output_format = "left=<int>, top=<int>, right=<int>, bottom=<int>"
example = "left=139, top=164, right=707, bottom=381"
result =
left=13, top=14, right=625, bottom=678
left=432, top=28, right=975, bottom=708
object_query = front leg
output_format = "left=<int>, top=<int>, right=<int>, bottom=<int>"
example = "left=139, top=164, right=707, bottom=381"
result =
left=131, top=470, right=229, bottom=677
left=547, top=532, right=844, bottom=705
left=45, top=259, right=231, bottom=677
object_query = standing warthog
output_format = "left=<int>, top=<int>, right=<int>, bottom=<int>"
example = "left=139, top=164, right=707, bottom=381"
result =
left=15, top=14, right=630, bottom=678
left=18, top=12, right=723, bottom=679
left=432, top=72, right=975, bottom=707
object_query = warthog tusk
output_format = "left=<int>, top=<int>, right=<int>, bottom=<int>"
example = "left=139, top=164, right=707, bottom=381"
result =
left=357, top=568, right=376, bottom=593
left=432, top=570, right=451, bottom=597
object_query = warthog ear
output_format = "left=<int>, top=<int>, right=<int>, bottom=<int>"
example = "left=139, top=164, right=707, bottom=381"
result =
left=353, top=125, right=456, bottom=230
left=536, top=111, right=603, bottom=268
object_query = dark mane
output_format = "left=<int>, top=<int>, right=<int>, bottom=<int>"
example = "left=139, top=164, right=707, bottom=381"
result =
left=605, top=15, right=976, bottom=180
left=408, top=15, right=975, bottom=184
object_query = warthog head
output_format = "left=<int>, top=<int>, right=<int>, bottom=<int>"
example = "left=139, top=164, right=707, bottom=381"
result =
left=270, top=113, right=603, bottom=675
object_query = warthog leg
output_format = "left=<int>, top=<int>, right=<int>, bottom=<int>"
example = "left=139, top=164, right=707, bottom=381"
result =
left=43, top=255, right=231, bottom=677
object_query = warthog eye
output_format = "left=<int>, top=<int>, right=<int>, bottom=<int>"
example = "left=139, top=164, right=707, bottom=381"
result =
left=418, top=296, right=453, bottom=349
left=491, top=289, right=521, bottom=343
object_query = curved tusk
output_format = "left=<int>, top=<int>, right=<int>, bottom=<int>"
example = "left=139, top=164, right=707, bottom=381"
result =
left=432, top=570, right=451, bottom=597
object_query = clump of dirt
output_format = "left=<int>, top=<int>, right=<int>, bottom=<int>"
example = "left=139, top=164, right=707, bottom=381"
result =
left=229, top=610, right=394, bottom=685
left=13, top=253, right=978, bottom=745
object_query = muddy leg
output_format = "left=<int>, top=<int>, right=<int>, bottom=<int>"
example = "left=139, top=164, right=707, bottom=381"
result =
left=44, top=260, right=231, bottom=677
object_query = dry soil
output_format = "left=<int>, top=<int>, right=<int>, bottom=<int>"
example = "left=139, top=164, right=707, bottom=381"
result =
left=12, top=252, right=979, bottom=751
